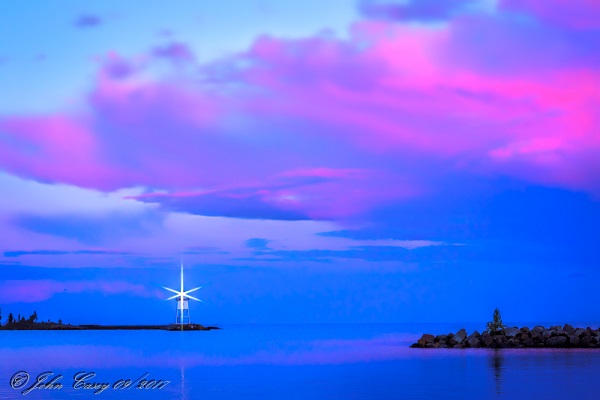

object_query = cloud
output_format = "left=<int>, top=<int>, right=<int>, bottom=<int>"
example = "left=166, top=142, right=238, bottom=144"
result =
left=183, top=246, right=229, bottom=255
left=3, top=249, right=129, bottom=258
left=1, top=3, right=599, bottom=224
left=0, top=280, right=161, bottom=303
left=242, top=237, right=450, bottom=263
left=153, top=42, right=195, bottom=63
left=129, top=189, right=312, bottom=220
left=10, top=212, right=163, bottom=245
left=499, top=0, right=600, bottom=30
left=358, top=0, right=487, bottom=22
left=125, top=168, right=398, bottom=220
left=74, top=15, right=102, bottom=28
left=245, top=238, right=271, bottom=251
left=102, top=54, right=141, bottom=79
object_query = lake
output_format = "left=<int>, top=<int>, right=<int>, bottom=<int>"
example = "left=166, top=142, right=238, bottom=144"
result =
left=1, top=323, right=599, bottom=399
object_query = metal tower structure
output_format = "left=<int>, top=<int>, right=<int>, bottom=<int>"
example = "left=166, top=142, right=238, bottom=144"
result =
left=163, top=260, right=202, bottom=326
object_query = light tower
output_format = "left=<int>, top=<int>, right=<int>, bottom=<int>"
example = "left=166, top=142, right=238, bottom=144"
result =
left=163, top=260, right=202, bottom=326
left=177, top=296, right=190, bottom=324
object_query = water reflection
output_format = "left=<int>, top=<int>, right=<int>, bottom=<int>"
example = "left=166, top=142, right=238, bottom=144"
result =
left=180, top=365, right=186, bottom=400
left=1, top=325, right=599, bottom=400
left=490, top=349, right=503, bottom=395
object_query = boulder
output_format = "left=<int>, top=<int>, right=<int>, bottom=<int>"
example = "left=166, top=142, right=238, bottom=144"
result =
left=481, top=332, right=493, bottom=347
left=520, top=331, right=531, bottom=339
left=418, top=334, right=435, bottom=346
left=454, top=329, right=467, bottom=343
left=569, top=335, right=580, bottom=347
left=504, top=327, right=520, bottom=338
left=412, top=325, right=598, bottom=350
left=547, top=336, right=568, bottom=347
left=532, top=326, right=545, bottom=334
left=574, top=329, right=587, bottom=337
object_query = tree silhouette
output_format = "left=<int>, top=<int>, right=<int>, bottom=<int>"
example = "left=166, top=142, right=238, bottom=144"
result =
left=28, top=311, right=38, bottom=323
left=486, top=308, right=507, bottom=335
left=8, top=313, right=14, bottom=324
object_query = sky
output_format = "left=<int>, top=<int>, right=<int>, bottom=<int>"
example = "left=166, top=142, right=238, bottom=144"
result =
left=0, top=0, right=599, bottom=326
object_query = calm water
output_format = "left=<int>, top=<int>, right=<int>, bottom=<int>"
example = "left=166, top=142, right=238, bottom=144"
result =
left=1, top=323, right=599, bottom=399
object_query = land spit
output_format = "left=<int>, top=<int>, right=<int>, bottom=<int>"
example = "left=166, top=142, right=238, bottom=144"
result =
left=411, top=324, right=600, bottom=349
left=1, top=323, right=219, bottom=331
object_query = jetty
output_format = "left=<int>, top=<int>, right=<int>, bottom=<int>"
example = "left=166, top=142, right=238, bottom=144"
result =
left=411, top=324, right=600, bottom=349
left=0, top=322, right=219, bottom=331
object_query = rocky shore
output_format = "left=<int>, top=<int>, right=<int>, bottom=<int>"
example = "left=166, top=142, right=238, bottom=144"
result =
left=411, top=324, right=600, bottom=349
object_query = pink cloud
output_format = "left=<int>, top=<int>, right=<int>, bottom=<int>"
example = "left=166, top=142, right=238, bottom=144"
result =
left=0, top=116, right=126, bottom=190
left=1, top=5, right=599, bottom=220
left=126, top=168, right=414, bottom=220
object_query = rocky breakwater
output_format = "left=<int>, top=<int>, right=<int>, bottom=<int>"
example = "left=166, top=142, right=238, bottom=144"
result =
left=411, top=324, right=600, bottom=349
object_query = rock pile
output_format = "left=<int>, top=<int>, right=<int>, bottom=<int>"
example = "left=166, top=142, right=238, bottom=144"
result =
left=410, top=324, right=600, bottom=349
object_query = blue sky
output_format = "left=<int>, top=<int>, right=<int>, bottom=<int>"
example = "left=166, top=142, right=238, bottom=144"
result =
left=1, top=0, right=599, bottom=325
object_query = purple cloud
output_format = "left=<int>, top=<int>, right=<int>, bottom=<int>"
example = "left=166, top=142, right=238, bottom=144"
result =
left=0, top=280, right=161, bottom=303
left=3, top=249, right=129, bottom=258
left=10, top=212, right=163, bottom=245
left=74, top=15, right=102, bottom=28
left=500, top=0, right=600, bottom=30
left=358, top=0, right=481, bottom=21
left=153, top=42, right=195, bottom=63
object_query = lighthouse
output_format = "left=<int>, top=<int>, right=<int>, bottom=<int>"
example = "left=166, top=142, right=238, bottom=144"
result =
left=163, top=260, right=202, bottom=326
left=177, top=295, right=190, bottom=324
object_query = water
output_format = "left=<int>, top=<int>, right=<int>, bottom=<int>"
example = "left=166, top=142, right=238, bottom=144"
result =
left=1, top=323, right=599, bottom=399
